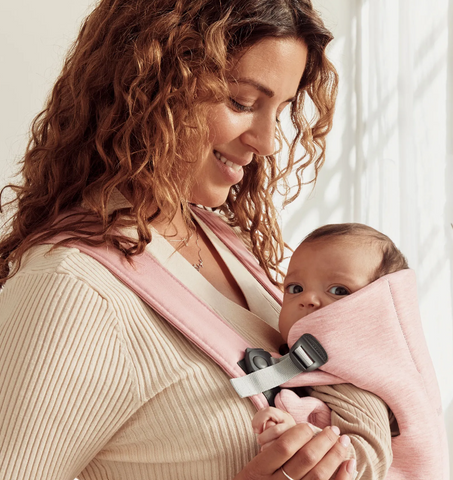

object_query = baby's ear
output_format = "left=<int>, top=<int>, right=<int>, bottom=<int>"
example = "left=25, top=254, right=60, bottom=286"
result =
left=275, top=389, right=331, bottom=429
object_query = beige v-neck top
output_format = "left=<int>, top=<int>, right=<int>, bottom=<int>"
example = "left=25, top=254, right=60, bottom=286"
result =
left=0, top=213, right=392, bottom=480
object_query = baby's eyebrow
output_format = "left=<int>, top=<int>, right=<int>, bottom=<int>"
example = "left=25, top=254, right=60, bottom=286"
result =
left=283, top=274, right=300, bottom=285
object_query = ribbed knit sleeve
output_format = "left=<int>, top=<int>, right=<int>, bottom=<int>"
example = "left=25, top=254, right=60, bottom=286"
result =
left=0, top=244, right=269, bottom=480
left=0, top=271, right=142, bottom=480
left=310, top=384, right=393, bottom=480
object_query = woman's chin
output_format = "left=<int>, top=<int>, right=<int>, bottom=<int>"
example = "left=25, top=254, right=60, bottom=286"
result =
left=188, top=191, right=229, bottom=209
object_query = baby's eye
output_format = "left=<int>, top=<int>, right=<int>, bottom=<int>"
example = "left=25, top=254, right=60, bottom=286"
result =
left=285, top=284, right=303, bottom=294
left=328, top=286, right=350, bottom=296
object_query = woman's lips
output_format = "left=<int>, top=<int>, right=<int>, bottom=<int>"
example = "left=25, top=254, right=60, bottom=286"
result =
left=214, top=150, right=242, bottom=172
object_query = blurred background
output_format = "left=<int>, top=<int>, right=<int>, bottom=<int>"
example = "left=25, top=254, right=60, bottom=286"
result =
left=1, top=0, right=452, bottom=474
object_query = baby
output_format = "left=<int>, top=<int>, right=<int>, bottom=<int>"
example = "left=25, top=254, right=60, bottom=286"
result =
left=253, top=223, right=408, bottom=479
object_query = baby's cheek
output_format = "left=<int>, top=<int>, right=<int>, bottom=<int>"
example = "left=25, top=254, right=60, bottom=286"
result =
left=278, top=307, right=293, bottom=342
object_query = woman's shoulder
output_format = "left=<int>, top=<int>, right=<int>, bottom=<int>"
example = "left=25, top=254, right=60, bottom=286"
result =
left=10, top=242, right=108, bottom=273
left=2, top=243, right=162, bottom=344
left=2, top=243, right=146, bottom=328
left=0, top=243, right=168, bottom=401
left=12, top=243, right=143, bottom=304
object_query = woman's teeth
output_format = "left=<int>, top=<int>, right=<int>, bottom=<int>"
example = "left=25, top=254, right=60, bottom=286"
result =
left=214, top=151, right=242, bottom=172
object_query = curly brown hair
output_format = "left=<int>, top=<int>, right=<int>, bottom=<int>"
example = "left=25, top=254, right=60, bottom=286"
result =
left=0, top=0, right=338, bottom=286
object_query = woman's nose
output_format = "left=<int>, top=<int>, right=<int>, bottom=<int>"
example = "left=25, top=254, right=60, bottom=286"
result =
left=242, top=113, right=277, bottom=156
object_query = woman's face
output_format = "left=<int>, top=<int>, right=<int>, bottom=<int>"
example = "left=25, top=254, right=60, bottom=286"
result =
left=189, top=37, right=308, bottom=207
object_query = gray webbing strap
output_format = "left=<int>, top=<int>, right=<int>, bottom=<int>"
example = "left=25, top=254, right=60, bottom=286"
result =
left=230, top=354, right=301, bottom=398
left=230, top=334, right=328, bottom=399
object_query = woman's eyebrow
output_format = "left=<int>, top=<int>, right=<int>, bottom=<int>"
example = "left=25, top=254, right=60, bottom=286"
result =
left=233, top=77, right=297, bottom=103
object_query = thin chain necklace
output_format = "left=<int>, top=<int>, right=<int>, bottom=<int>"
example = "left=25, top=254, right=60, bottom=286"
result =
left=192, top=228, right=204, bottom=272
left=166, top=233, right=192, bottom=246
left=164, top=227, right=203, bottom=271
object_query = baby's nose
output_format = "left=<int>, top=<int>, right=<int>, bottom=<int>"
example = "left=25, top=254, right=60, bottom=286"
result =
left=300, top=292, right=321, bottom=309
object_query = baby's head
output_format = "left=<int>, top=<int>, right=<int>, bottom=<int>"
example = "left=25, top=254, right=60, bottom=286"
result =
left=279, top=223, right=408, bottom=341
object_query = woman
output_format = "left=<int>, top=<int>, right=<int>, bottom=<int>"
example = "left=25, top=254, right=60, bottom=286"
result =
left=0, top=0, right=357, bottom=478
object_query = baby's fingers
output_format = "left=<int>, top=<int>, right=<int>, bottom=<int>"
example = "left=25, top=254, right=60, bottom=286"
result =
left=257, top=423, right=294, bottom=447
left=252, top=407, right=295, bottom=434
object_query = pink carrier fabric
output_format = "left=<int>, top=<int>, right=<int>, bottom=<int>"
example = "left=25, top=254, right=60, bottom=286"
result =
left=189, top=208, right=449, bottom=480
left=45, top=207, right=449, bottom=480
left=273, top=271, right=448, bottom=480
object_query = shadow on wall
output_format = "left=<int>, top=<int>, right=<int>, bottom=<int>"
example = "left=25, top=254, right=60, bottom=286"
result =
left=282, top=2, right=358, bottom=247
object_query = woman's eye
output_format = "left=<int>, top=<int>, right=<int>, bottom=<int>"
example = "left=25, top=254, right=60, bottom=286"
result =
left=286, top=284, right=303, bottom=294
left=328, top=286, right=350, bottom=296
left=229, top=98, right=253, bottom=113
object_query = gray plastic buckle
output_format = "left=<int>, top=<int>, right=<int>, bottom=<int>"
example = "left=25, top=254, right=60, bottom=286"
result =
left=289, top=334, right=328, bottom=372
left=238, top=348, right=280, bottom=406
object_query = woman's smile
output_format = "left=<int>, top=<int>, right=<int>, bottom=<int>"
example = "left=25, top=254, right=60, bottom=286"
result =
left=212, top=149, right=245, bottom=185
left=213, top=150, right=244, bottom=173
left=189, top=37, right=308, bottom=207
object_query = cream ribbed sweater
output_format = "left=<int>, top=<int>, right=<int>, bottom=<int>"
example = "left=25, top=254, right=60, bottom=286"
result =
left=0, top=217, right=392, bottom=480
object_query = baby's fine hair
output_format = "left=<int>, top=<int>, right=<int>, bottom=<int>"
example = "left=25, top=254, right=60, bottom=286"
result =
left=302, top=223, right=409, bottom=281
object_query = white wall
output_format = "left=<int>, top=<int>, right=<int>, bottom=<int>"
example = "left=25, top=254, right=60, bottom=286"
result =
left=1, top=0, right=452, bottom=475
left=0, top=0, right=95, bottom=187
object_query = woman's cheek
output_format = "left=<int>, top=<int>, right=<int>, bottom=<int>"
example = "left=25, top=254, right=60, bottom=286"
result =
left=207, top=106, right=249, bottom=145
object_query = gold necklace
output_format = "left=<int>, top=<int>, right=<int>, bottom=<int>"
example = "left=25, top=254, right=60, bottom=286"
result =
left=162, top=221, right=203, bottom=271
left=165, top=234, right=192, bottom=246
left=192, top=228, right=204, bottom=272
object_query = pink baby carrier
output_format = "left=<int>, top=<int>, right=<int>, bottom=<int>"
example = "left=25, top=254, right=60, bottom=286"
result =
left=46, top=207, right=449, bottom=480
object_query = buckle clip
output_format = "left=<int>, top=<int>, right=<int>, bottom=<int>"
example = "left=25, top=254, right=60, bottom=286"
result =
left=235, top=335, right=328, bottom=406
left=289, top=334, right=328, bottom=372
left=242, top=348, right=277, bottom=373
left=238, top=348, right=280, bottom=406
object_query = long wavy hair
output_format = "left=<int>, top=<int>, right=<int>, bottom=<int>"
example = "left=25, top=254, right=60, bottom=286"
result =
left=0, top=0, right=338, bottom=286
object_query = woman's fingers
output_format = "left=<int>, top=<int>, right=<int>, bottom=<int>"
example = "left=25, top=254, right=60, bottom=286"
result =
left=333, top=458, right=358, bottom=480
left=279, top=426, right=351, bottom=480
left=234, top=423, right=353, bottom=480
left=247, top=422, right=316, bottom=476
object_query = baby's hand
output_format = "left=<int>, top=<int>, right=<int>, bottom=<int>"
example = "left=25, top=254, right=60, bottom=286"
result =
left=252, top=407, right=297, bottom=450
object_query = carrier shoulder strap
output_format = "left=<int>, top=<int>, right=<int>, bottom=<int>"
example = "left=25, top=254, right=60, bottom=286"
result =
left=191, top=207, right=283, bottom=303
left=45, top=207, right=283, bottom=410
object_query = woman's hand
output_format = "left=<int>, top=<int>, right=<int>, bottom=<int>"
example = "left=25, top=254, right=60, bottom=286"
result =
left=233, top=422, right=356, bottom=480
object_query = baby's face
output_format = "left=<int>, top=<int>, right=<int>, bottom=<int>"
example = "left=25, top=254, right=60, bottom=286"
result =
left=279, top=237, right=382, bottom=341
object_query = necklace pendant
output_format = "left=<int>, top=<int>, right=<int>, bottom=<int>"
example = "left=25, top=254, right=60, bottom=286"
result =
left=191, top=226, right=203, bottom=272
left=193, top=260, right=203, bottom=272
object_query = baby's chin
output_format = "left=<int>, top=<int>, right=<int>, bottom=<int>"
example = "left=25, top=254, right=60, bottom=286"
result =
left=279, top=317, right=308, bottom=343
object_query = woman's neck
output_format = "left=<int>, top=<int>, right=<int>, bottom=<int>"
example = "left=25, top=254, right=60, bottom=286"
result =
left=151, top=207, right=193, bottom=241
